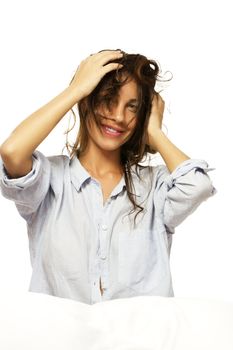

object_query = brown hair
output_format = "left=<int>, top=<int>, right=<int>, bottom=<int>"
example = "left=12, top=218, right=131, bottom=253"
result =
left=62, top=49, right=172, bottom=227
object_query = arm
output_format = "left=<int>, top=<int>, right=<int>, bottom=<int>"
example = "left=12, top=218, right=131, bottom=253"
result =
left=148, top=93, right=217, bottom=232
left=0, top=86, right=83, bottom=177
left=0, top=50, right=124, bottom=177
left=148, top=129, right=190, bottom=173
left=146, top=92, right=190, bottom=173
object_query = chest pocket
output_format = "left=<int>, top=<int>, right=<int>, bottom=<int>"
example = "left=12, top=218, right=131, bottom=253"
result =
left=118, top=230, right=158, bottom=291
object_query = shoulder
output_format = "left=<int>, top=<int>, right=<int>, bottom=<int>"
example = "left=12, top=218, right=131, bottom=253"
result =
left=131, top=162, right=169, bottom=189
left=34, top=149, right=70, bottom=171
left=34, top=150, right=71, bottom=196
left=133, top=162, right=169, bottom=179
left=47, top=153, right=70, bottom=170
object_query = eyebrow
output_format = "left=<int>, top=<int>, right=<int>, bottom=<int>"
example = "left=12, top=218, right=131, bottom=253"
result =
left=128, top=99, right=139, bottom=103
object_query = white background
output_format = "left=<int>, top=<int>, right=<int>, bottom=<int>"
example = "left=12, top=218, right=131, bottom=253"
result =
left=0, top=0, right=232, bottom=303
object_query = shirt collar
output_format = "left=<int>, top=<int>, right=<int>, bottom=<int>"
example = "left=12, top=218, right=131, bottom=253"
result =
left=69, top=155, right=131, bottom=197
left=69, top=155, right=91, bottom=191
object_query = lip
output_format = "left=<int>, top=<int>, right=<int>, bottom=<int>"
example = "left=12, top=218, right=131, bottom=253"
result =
left=101, top=124, right=125, bottom=132
left=101, top=124, right=124, bottom=137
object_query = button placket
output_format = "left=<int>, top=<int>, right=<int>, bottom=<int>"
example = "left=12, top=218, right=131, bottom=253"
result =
left=99, top=213, right=109, bottom=294
left=99, top=223, right=108, bottom=259
left=96, top=193, right=111, bottom=297
left=91, top=180, right=107, bottom=301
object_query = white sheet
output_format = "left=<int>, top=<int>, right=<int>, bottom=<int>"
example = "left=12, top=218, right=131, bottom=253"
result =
left=0, top=291, right=233, bottom=349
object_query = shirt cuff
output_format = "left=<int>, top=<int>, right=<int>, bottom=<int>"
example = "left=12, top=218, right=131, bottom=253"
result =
left=162, top=158, right=216, bottom=191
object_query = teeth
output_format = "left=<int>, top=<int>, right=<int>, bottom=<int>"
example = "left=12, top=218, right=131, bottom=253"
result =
left=105, top=126, right=120, bottom=133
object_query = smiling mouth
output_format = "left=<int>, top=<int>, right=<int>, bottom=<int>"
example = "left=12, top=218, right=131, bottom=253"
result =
left=101, top=124, right=124, bottom=137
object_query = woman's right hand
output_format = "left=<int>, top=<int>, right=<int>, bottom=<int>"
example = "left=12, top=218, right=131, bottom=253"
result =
left=70, top=50, right=124, bottom=100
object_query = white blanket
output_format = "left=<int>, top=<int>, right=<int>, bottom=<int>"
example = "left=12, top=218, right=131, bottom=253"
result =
left=0, top=292, right=233, bottom=350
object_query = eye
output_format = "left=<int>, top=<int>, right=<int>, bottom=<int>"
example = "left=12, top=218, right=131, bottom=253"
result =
left=128, top=104, right=138, bottom=112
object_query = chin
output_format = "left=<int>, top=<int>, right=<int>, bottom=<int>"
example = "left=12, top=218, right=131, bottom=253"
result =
left=96, top=139, right=124, bottom=152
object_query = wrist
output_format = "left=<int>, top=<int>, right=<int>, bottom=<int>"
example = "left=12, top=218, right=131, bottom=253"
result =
left=147, top=128, right=164, bottom=149
left=66, top=84, right=86, bottom=104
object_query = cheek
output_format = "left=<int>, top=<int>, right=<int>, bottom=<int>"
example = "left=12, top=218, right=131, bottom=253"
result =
left=86, top=118, right=93, bottom=134
left=128, top=119, right=137, bottom=133
left=86, top=115, right=100, bottom=133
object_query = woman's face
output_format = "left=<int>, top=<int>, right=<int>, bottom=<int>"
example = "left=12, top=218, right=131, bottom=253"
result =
left=86, top=79, right=140, bottom=153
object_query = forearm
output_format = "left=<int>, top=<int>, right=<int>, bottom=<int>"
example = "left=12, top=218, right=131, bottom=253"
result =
left=0, top=85, right=83, bottom=160
left=148, top=129, right=190, bottom=173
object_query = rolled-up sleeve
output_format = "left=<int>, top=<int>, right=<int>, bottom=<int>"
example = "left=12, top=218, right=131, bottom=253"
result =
left=155, top=159, right=217, bottom=233
left=0, top=150, right=51, bottom=221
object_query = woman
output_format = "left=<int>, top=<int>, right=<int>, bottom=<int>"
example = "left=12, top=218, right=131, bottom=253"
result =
left=0, top=49, right=217, bottom=304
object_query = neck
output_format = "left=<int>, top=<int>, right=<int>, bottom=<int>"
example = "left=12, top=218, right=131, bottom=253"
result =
left=78, top=143, right=123, bottom=177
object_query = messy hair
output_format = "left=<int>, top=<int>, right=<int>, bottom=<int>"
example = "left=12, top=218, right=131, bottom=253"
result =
left=62, top=49, right=172, bottom=227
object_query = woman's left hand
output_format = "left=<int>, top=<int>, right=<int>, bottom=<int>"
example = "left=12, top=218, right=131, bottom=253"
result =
left=146, top=91, right=165, bottom=148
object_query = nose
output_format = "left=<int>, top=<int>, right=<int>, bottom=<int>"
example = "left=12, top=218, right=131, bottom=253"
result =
left=110, top=103, right=125, bottom=123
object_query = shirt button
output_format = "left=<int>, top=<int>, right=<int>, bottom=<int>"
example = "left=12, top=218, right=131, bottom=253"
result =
left=102, top=224, right=108, bottom=230
left=101, top=256, right=106, bottom=260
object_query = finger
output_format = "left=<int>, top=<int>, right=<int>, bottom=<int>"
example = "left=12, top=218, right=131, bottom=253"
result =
left=98, top=51, right=123, bottom=65
left=98, top=49, right=123, bottom=55
left=102, top=62, right=124, bottom=74
left=89, top=50, right=122, bottom=60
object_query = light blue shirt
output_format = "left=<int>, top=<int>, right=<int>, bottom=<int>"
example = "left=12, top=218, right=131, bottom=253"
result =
left=0, top=150, right=217, bottom=304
